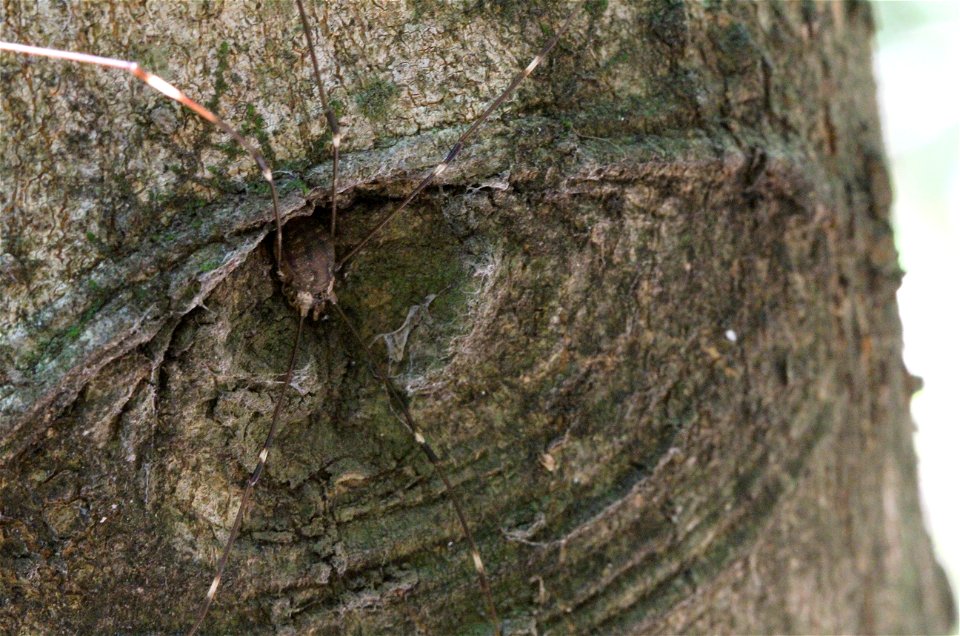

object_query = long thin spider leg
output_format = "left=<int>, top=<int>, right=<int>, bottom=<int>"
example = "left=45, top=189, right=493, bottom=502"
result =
left=0, top=41, right=286, bottom=263
left=295, top=0, right=342, bottom=241
left=329, top=302, right=502, bottom=636
left=187, top=314, right=307, bottom=636
left=336, top=8, right=578, bottom=270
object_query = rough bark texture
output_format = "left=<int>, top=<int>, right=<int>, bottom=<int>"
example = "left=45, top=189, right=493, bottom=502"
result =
left=0, top=1, right=954, bottom=635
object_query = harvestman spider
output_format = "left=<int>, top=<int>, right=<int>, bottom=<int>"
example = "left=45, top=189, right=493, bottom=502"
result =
left=1, top=3, right=578, bottom=633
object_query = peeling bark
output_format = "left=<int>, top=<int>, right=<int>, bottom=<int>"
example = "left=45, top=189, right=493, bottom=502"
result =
left=0, top=2, right=954, bottom=634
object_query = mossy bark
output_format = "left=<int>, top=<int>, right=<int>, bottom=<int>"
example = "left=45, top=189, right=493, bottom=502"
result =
left=0, top=1, right=954, bottom=634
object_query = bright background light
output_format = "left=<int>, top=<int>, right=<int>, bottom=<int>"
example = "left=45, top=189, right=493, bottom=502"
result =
left=873, top=0, right=960, bottom=613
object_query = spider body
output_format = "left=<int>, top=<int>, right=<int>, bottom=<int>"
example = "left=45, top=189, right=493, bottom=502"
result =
left=277, top=216, right=337, bottom=319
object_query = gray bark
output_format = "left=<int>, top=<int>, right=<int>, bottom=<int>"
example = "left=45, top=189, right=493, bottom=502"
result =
left=0, top=1, right=954, bottom=634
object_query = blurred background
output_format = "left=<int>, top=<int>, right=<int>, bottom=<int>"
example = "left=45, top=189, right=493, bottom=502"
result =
left=872, top=0, right=959, bottom=617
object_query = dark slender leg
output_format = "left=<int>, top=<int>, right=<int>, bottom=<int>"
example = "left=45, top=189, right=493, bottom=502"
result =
left=330, top=302, right=502, bottom=636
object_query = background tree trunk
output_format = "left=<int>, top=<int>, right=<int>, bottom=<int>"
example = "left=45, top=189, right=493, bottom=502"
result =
left=0, top=1, right=954, bottom=634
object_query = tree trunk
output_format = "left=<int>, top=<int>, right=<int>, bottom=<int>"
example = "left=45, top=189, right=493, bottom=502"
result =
left=0, top=1, right=954, bottom=634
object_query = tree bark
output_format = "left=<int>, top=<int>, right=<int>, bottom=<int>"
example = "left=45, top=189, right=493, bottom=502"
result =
left=0, top=1, right=954, bottom=634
